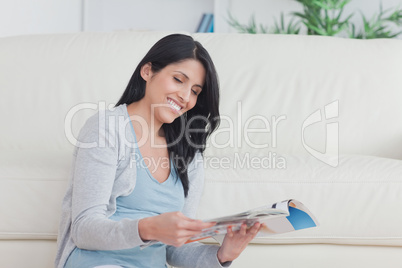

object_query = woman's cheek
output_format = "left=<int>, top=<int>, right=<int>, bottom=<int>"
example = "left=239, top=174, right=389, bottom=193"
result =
left=189, top=99, right=197, bottom=110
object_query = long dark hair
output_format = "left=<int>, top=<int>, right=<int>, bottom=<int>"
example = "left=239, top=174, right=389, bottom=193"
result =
left=115, top=34, right=220, bottom=197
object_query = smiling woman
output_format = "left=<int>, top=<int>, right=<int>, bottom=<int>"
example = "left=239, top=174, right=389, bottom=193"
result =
left=134, top=59, right=205, bottom=125
left=118, top=34, right=218, bottom=189
left=55, top=34, right=263, bottom=268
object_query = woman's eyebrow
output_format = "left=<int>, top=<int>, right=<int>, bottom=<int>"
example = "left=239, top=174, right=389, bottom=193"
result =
left=175, top=71, right=203, bottom=89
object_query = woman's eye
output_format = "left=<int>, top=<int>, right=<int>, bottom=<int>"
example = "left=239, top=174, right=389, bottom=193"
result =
left=174, top=77, right=182, bottom=83
left=192, top=89, right=198, bottom=96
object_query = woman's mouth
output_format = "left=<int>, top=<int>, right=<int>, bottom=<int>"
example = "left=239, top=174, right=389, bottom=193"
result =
left=167, top=98, right=183, bottom=112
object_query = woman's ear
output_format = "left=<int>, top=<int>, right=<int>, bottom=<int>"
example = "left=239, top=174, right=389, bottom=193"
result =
left=140, top=62, right=152, bottom=81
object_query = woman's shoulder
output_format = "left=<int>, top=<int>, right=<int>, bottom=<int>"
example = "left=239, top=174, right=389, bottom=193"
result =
left=85, top=103, right=127, bottom=124
left=76, top=103, right=128, bottom=144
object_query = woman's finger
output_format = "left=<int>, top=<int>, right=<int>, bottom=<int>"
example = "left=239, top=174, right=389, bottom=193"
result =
left=240, top=223, right=247, bottom=235
left=183, top=219, right=216, bottom=231
left=176, top=229, right=210, bottom=239
left=227, top=226, right=234, bottom=238
left=249, top=222, right=260, bottom=235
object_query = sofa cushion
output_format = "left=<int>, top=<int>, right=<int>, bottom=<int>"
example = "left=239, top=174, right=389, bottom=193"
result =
left=197, top=154, right=402, bottom=246
left=0, top=150, right=71, bottom=240
left=2, top=150, right=401, bottom=247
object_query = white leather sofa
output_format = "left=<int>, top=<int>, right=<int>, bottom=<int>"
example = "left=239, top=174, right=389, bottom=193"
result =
left=1, top=31, right=402, bottom=268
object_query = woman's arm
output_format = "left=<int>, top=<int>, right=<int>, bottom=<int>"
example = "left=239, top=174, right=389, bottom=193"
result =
left=165, top=152, right=261, bottom=267
left=138, top=211, right=215, bottom=247
left=165, top=152, right=232, bottom=268
left=70, top=112, right=148, bottom=250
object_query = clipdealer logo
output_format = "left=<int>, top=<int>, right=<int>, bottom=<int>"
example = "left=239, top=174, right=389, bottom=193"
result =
left=301, top=100, right=339, bottom=167
left=64, top=100, right=339, bottom=168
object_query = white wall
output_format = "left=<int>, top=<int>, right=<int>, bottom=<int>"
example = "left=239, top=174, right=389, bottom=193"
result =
left=0, top=0, right=401, bottom=37
left=0, top=0, right=81, bottom=37
left=84, top=0, right=214, bottom=33
left=0, top=0, right=213, bottom=37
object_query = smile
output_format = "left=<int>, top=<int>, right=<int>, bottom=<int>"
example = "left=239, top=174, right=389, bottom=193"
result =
left=167, top=98, right=183, bottom=111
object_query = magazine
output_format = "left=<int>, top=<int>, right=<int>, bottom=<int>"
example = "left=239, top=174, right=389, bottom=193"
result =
left=140, top=199, right=318, bottom=249
left=186, top=199, right=319, bottom=243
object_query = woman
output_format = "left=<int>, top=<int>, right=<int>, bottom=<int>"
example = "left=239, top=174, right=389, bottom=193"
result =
left=55, top=34, right=261, bottom=268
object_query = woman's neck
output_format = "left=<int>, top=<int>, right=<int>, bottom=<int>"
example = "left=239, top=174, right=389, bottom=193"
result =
left=126, top=102, right=166, bottom=146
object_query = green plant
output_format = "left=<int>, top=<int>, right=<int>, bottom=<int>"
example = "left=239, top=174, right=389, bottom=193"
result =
left=349, top=4, right=402, bottom=39
left=227, top=0, right=402, bottom=39
left=273, top=12, right=301, bottom=34
left=227, top=12, right=268, bottom=34
left=293, top=0, right=353, bottom=36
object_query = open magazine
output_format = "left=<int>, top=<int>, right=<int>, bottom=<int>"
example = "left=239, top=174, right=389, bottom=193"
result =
left=141, top=199, right=318, bottom=249
left=186, top=199, right=318, bottom=243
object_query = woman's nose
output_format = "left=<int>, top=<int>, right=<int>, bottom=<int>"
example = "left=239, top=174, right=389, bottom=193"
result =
left=178, top=87, right=191, bottom=102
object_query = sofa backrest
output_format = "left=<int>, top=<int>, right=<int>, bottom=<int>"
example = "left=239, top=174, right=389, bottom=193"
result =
left=1, top=32, right=402, bottom=158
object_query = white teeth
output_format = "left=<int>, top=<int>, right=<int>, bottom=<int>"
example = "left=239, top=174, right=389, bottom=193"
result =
left=168, top=98, right=182, bottom=111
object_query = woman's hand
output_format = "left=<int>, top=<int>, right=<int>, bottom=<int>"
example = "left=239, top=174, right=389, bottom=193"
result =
left=217, top=222, right=263, bottom=264
left=138, top=211, right=215, bottom=247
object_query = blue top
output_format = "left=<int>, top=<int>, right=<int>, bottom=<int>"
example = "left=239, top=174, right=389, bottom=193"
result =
left=64, top=119, right=185, bottom=268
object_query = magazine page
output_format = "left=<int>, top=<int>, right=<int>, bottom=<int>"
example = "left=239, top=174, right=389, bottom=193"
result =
left=187, top=209, right=288, bottom=243
left=187, top=199, right=318, bottom=243
left=256, top=199, right=319, bottom=237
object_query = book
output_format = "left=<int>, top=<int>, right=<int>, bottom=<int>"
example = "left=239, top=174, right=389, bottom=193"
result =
left=140, top=199, right=318, bottom=249
left=186, top=199, right=318, bottom=243
left=196, top=13, right=214, bottom=33
left=196, top=13, right=207, bottom=32
left=206, top=15, right=214, bottom=33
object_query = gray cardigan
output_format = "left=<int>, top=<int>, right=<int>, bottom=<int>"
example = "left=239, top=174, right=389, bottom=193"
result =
left=55, top=104, right=231, bottom=268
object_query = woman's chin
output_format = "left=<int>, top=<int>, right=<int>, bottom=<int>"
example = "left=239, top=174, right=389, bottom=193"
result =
left=162, top=109, right=183, bottom=124
left=159, top=114, right=176, bottom=125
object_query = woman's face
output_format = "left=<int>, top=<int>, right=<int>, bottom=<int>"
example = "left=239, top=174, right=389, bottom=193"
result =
left=141, top=59, right=206, bottom=125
